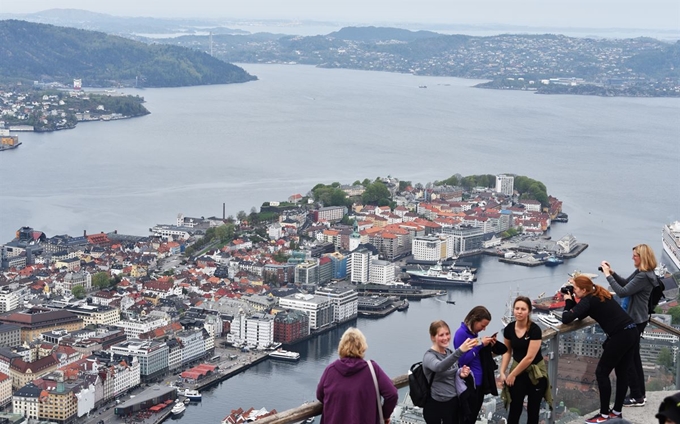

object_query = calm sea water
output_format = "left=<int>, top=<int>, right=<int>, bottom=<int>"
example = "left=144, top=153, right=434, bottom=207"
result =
left=0, top=64, right=678, bottom=421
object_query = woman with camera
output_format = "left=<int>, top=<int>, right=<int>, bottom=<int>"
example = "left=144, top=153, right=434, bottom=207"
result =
left=600, top=244, right=658, bottom=407
left=561, top=275, right=638, bottom=423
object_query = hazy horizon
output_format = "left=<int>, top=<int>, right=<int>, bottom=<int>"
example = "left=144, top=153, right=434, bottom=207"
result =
left=3, top=0, right=679, bottom=31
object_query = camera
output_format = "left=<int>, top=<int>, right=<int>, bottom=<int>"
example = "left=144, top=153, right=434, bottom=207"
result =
left=560, top=285, right=574, bottom=295
left=597, top=266, right=604, bottom=272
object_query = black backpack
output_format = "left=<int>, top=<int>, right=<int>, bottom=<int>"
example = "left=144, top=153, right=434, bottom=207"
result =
left=648, top=275, right=666, bottom=315
left=408, top=362, right=434, bottom=407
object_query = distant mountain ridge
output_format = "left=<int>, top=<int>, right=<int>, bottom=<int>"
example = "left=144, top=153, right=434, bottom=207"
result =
left=327, top=26, right=441, bottom=42
left=0, top=20, right=256, bottom=87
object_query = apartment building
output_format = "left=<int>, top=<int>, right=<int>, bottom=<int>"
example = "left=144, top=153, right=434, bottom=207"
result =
left=278, top=294, right=333, bottom=331
left=110, top=339, right=168, bottom=383
left=314, top=286, right=358, bottom=323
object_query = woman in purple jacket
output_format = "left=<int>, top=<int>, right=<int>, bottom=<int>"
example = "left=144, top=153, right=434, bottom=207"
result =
left=453, top=306, right=498, bottom=424
left=316, top=327, right=398, bottom=424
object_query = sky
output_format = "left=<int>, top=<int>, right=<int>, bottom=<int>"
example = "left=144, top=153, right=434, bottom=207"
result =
left=3, top=0, right=680, bottom=30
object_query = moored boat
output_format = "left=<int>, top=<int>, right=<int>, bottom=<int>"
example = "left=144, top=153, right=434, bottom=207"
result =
left=406, top=262, right=475, bottom=287
left=532, top=291, right=566, bottom=311
left=171, top=401, right=186, bottom=415
left=397, top=299, right=409, bottom=311
left=544, top=255, right=564, bottom=267
left=269, top=349, right=301, bottom=361
left=181, top=389, right=202, bottom=401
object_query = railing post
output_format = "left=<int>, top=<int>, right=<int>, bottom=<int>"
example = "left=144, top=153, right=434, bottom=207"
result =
left=547, top=332, right=559, bottom=424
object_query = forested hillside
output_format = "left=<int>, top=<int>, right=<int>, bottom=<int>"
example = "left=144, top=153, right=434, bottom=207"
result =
left=0, top=20, right=257, bottom=87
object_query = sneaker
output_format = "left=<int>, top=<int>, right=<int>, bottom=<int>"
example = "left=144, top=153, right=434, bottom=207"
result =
left=622, top=397, right=645, bottom=407
left=585, top=413, right=610, bottom=423
left=607, top=410, right=623, bottom=420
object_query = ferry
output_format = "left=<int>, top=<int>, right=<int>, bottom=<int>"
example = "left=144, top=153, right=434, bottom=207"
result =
left=406, top=262, right=475, bottom=287
left=180, top=389, right=202, bottom=401
left=171, top=401, right=186, bottom=415
left=268, top=349, right=301, bottom=362
left=568, top=270, right=598, bottom=279
left=662, top=222, right=680, bottom=271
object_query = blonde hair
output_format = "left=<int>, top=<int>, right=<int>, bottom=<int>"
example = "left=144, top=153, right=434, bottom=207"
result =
left=338, top=327, right=367, bottom=359
left=633, top=244, right=657, bottom=272
left=573, top=275, right=612, bottom=302
left=429, top=320, right=450, bottom=338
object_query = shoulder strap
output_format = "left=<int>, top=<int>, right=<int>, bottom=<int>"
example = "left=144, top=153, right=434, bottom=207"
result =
left=366, top=360, right=384, bottom=423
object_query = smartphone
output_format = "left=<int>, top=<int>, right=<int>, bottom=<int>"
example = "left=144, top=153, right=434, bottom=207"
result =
left=491, top=332, right=498, bottom=338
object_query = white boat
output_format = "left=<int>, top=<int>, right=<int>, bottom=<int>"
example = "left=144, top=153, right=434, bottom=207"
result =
left=663, top=222, right=680, bottom=271
left=268, top=349, right=301, bottom=361
left=171, top=401, right=186, bottom=415
left=181, top=389, right=202, bottom=401
left=536, top=313, right=562, bottom=329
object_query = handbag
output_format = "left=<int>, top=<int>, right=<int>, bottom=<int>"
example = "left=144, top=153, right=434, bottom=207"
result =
left=366, top=360, right=384, bottom=423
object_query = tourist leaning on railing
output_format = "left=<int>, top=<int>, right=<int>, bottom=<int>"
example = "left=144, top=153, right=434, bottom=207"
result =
left=562, top=275, right=637, bottom=423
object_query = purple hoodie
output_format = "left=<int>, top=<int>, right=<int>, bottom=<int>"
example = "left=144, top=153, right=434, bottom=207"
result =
left=453, top=322, right=483, bottom=386
left=316, top=357, right=398, bottom=424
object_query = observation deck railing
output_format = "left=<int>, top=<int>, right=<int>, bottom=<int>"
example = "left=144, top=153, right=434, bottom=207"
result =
left=256, top=317, right=680, bottom=424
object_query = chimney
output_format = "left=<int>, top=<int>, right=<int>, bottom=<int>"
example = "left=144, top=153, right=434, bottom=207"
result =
left=223, top=203, right=226, bottom=220
left=83, top=230, right=87, bottom=237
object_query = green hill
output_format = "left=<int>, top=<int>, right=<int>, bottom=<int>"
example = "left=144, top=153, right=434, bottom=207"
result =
left=0, top=20, right=257, bottom=87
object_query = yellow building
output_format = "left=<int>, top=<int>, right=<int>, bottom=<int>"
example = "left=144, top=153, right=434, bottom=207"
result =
left=0, top=308, right=84, bottom=343
left=0, top=372, right=11, bottom=407
left=9, top=354, right=59, bottom=390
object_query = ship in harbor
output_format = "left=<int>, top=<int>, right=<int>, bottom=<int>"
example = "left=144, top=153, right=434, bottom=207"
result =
left=268, top=349, right=300, bottom=362
left=662, top=222, right=680, bottom=271
left=405, top=262, right=475, bottom=287
left=532, top=291, right=567, bottom=311
left=544, top=255, right=564, bottom=267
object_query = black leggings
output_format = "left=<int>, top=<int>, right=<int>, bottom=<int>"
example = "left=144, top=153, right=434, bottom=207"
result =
left=507, top=373, right=547, bottom=424
left=597, top=327, right=637, bottom=414
left=423, top=395, right=459, bottom=424
left=627, top=322, right=647, bottom=399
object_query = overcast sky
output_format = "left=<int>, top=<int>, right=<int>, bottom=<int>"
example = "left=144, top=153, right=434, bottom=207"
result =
left=3, top=0, right=679, bottom=30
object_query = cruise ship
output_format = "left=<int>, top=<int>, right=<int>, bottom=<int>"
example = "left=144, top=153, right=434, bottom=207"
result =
left=268, top=349, right=301, bottom=361
left=663, top=222, right=680, bottom=271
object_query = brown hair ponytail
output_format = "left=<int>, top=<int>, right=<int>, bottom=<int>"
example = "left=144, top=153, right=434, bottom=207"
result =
left=572, top=275, right=611, bottom=302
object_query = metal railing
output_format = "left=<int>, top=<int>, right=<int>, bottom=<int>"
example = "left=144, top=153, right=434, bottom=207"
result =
left=256, top=317, right=679, bottom=424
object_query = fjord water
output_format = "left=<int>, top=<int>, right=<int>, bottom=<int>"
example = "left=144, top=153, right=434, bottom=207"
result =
left=0, top=64, right=678, bottom=419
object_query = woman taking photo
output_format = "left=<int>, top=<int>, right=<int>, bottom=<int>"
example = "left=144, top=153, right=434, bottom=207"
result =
left=561, top=275, right=638, bottom=423
left=454, top=306, right=506, bottom=424
left=500, top=296, right=550, bottom=424
left=423, top=320, right=477, bottom=424
left=600, top=243, right=658, bottom=407
left=316, top=327, right=398, bottom=424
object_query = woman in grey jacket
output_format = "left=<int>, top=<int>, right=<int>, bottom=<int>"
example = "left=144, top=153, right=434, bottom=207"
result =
left=600, top=243, right=658, bottom=408
left=422, top=320, right=477, bottom=424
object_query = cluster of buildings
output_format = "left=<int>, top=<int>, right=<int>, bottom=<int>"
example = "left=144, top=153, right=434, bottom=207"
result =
left=0, top=174, right=575, bottom=422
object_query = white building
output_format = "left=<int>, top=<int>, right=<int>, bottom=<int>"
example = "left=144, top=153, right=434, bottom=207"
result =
left=278, top=294, right=334, bottom=330
left=495, top=174, right=514, bottom=196
left=349, top=246, right=374, bottom=284
left=315, top=287, right=358, bottom=323
left=228, top=313, right=275, bottom=349
left=114, top=316, right=168, bottom=338
left=412, top=236, right=445, bottom=261
left=369, top=260, right=396, bottom=285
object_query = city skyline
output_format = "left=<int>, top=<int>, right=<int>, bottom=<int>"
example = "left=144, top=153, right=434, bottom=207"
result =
left=3, top=0, right=679, bottom=31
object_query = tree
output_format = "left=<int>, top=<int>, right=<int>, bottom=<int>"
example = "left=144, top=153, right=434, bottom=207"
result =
left=237, top=210, right=247, bottom=221
left=658, top=346, right=673, bottom=369
left=93, top=272, right=110, bottom=290
left=71, top=285, right=86, bottom=299
left=398, top=180, right=412, bottom=191
left=668, top=306, right=680, bottom=324
left=361, top=181, right=391, bottom=205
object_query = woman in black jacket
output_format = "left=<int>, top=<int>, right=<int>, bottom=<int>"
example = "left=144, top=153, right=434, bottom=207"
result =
left=561, top=275, right=638, bottom=424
